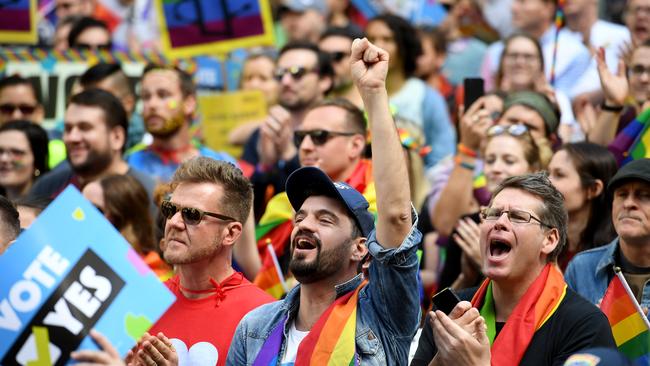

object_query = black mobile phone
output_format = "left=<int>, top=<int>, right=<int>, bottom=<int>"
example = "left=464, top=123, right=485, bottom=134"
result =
left=431, top=287, right=461, bottom=315
left=463, top=77, right=485, bottom=110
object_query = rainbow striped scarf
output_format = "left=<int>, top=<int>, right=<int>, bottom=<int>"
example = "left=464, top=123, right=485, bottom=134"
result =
left=253, top=282, right=367, bottom=366
left=600, top=268, right=650, bottom=364
left=472, top=264, right=567, bottom=365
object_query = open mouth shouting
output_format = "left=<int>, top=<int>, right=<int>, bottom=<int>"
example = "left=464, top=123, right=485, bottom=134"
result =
left=292, top=232, right=321, bottom=257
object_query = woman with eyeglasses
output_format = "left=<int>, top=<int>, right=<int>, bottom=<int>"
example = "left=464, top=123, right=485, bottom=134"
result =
left=0, top=120, right=49, bottom=201
left=548, top=143, right=618, bottom=271
left=82, top=174, right=172, bottom=280
left=495, top=33, right=579, bottom=142
left=438, top=124, right=547, bottom=291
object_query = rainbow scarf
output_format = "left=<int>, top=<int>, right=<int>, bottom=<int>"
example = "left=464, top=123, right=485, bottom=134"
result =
left=600, top=268, right=650, bottom=364
left=253, top=282, right=367, bottom=366
left=609, top=108, right=650, bottom=166
left=471, top=264, right=567, bottom=365
left=253, top=160, right=376, bottom=298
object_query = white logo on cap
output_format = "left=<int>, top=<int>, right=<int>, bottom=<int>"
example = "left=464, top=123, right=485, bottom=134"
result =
left=334, top=182, right=350, bottom=190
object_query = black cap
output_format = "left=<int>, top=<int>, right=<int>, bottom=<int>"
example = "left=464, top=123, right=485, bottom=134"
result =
left=608, top=158, right=650, bottom=194
left=285, top=167, right=374, bottom=237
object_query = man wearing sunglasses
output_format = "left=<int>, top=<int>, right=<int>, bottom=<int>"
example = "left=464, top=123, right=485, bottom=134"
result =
left=73, top=157, right=274, bottom=366
left=253, top=98, right=373, bottom=297
left=319, top=27, right=365, bottom=107
left=242, top=42, right=333, bottom=217
left=413, top=172, right=615, bottom=366
left=0, top=75, right=44, bottom=125
left=229, top=38, right=421, bottom=365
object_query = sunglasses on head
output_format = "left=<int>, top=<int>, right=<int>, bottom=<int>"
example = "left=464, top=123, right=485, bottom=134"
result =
left=161, top=200, right=236, bottom=226
left=274, top=66, right=317, bottom=82
left=328, top=51, right=350, bottom=62
left=293, top=129, right=357, bottom=147
left=0, top=104, right=37, bottom=115
left=487, top=124, right=529, bottom=137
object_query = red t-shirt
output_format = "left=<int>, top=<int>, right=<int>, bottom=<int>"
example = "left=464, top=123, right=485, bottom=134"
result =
left=149, top=272, right=274, bottom=365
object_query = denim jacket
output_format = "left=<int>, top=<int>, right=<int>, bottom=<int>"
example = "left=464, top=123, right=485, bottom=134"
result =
left=226, top=214, right=422, bottom=366
left=565, top=238, right=650, bottom=313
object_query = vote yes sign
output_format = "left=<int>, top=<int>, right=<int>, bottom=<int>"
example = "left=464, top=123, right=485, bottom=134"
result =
left=0, top=187, right=175, bottom=365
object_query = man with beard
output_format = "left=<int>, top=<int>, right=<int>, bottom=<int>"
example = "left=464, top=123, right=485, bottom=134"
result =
left=242, top=41, right=333, bottom=219
left=29, top=89, right=155, bottom=201
left=127, top=64, right=236, bottom=183
left=227, top=38, right=421, bottom=365
left=70, top=157, right=274, bottom=366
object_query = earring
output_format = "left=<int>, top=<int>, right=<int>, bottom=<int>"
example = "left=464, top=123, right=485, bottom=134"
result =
left=34, top=169, right=40, bottom=177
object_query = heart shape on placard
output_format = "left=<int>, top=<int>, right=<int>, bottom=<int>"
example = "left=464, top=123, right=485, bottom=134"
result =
left=125, top=313, right=152, bottom=341
left=171, top=339, right=219, bottom=366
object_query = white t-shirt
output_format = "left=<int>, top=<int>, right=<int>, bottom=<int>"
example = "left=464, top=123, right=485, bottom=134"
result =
left=280, top=321, right=309, bottom=366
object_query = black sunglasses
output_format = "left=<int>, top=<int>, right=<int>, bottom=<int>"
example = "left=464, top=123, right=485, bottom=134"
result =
left=293, top=129, right=357, bottom=147
left=274, top=66, right=317, bottom=82
left=0, top=103, right=37, bottom=115
left=328, top=51, right=350, bottom=62
left=161, top=200, right=236, bottom=226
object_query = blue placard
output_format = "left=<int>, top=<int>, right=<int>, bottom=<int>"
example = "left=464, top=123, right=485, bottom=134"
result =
left=0, top=186, right=176, bottom=365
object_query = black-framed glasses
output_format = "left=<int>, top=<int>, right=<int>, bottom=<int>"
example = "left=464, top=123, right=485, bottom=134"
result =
left=293, top=129, right=357, bottom=147
left=274, top=66, right=317, bottom=82
left=487, top=124, right=529, bottom=137
left=328, top=51, right=350, bottom=62
left=480, top=207, right=551, bottom=227
left=0, top=103, right=37, bottom=115
left=161, top=200, right=236, bottom=226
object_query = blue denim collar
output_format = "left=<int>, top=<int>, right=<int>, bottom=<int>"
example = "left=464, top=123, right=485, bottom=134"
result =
left=595, top=237, right=620, bottom=275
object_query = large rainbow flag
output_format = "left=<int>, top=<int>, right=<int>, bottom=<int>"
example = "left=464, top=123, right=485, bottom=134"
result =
left=599, top=268, right=650, bottom=364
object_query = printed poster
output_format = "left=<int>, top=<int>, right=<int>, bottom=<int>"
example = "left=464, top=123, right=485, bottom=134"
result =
left=0, top=186, right=176, bottom=365
left=0, top=0, right=38, bottom=44
left=155, top=0, right=275, bottom=58
left=198, top=89, right=267, bottom=157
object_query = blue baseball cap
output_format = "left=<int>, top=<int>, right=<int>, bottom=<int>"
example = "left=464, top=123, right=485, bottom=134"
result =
left=285, top=167, right=374, bottom=237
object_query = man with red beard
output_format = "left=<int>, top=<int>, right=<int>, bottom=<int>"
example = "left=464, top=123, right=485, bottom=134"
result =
left=127, top=64, right=236, bottom=183
left=228, top=38, right=421, bottom=365
left=29, top=89, right=155, bottom=201
left=71, top=158, right=274, bottom=366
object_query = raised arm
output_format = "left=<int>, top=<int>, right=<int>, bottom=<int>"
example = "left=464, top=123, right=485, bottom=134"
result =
left=351, top=38, right=411, bottom=248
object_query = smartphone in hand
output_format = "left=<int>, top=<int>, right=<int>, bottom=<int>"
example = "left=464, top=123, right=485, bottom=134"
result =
left=431, top=287, right=461, bottom=315
left=463, top=78, right=485, bottom=110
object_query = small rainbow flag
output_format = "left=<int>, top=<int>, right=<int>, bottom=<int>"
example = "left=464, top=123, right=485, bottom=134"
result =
left=599, top=267, right=650, bottom=365
left=609, top=108, right=650, bottom=165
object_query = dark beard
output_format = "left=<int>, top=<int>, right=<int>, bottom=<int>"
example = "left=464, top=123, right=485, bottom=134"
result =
left=69, top=149, right=113, bottom=177
left=289, top=230, right=351, bottom=284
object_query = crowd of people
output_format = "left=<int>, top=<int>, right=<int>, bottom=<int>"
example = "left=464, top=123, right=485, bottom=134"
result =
left=1, top=0, right=650, bottom=364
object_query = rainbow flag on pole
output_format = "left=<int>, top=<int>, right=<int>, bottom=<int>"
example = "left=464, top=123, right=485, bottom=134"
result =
left=599, top=267, right=650, bottom=365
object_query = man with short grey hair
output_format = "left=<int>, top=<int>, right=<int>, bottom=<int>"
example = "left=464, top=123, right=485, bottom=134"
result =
left=413, top=172, right=615, bottom=366
left=566, top=158, right=650, bottom=311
